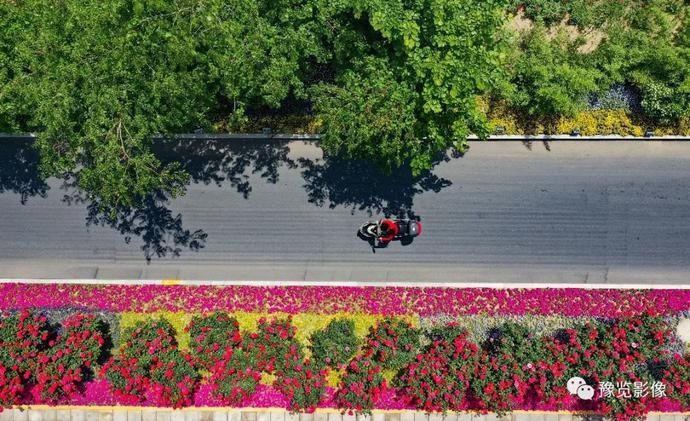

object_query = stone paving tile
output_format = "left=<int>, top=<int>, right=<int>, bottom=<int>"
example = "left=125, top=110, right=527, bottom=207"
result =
left=29, top=410, right=56, bottom=421
left=0, top=409, right=12, bottom=421
left=211, top=412, right=227, bottom=421
left=54, top=410, right=70, bottom=421
left=70, top=410, right=85, bottom=421
left=128, top=411, right=142, bottom=421
left=184, top=412, right=201, bottom=421
left=227, top=411, right=241, bottom=421
left=7, top=410, right=28, bottom=421
left=155, top=412, right=171, bottom=421
left=14, top=409, right=29, bottom=421
left=514, top=414, right=543, bottom=421
left=140, top=411, right=157, bottom=421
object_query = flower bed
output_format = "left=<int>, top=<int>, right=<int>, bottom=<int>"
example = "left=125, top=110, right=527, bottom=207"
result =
left=1, top=283, right=690, bottom=316
left=1, top=283, right=690, bottom=420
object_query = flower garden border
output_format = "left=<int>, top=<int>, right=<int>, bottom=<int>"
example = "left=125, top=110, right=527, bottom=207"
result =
left=3, top=279, right=690, bottom=419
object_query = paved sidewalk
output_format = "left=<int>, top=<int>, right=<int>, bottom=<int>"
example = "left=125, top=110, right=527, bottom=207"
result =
left=1, top=409, right=689, bottom=421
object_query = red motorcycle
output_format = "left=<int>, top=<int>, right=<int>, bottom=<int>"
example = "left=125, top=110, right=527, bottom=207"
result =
left=359, top=216, right=422, bottom=247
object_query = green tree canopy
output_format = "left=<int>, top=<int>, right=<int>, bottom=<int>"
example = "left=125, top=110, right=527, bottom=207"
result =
left=310, top=0, right=507, bottom=174
left=0, top=0, right=315, bottom=210
left=504, top=25, right=600, bottom=124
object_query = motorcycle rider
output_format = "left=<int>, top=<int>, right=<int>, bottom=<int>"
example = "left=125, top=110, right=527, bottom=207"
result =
left=376, top=219, right=397, bottom=245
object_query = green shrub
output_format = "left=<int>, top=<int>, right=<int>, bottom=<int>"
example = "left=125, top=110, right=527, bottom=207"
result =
left=186, top=312, right=241, bottom=371
left=506, top=25, right=600, bottom=122
left=149, top=349, right=199, bottom=407
left=642, top=81, right=689, bottom=125
left=310, top=319, right=358, bottom=369
left=513, top=0, right=567, bottom=25
left=365, top=318, right=420, bottom=370
left=274, top=357, right=327, bottom=413
left=335, top=352, right=387, bottom=415
left=210, top=348, right=262, bottom=405
left=104, top=318, right=199, bottom=407
left=243, top=317, right=303, bottom=374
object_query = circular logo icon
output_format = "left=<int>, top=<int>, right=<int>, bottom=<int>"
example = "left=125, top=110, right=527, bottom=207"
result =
left=577, top=384, right=595, bottom=400
left=567, top=377, right=586, bottom=395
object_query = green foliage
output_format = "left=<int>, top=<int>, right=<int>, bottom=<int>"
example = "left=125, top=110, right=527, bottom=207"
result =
left=365, top=317, right=419, bottom=370
left=1, top=0, right=314, bottom=210
left=641, top=81, right=689, bottom=125
left=187, top=312, right=242, bottom=371
left=506, top=25, right=600, bottom=123
left=335, top=353, right=387, bottom=415
left=310, top=318, right=358, bottom=369
left=512, top=0, right=567, bottom=25
left=274, top=358, right=327, bottom=413
left=588, top=0, right=690, bottom=124
left=512, top=0, right=628, bottom=28
left=243, top=317, right=304, bottom=374
left=104, top=317, right=199, bottom=407
left=148, top=349, right=200, bottom=407
left=210, top=348, right=262, bottom=405
left=310, top=0, right=506, bottom=175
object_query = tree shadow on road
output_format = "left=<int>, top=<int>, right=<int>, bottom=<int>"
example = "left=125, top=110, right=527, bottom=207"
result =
left=153, top=138, right=296, bottom=198
left=50, top=138, right=456, bottom=261
left=0, top=139, right=49, bottom=204
left=57, top=138, right=298, bottom=262
left=61, top=176, right=207, bottom=263
left=297, top=152, right=454, bottom=216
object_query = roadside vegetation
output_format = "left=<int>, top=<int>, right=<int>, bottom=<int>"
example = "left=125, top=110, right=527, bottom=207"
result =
left=3, top=283, right=690, bottom=419
left=1, top=0, right=689, bottom=210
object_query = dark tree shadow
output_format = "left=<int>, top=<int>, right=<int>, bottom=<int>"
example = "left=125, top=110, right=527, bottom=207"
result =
left=84, top=192, right=208, bottom=262
left=61, top=177, right=207, bottom=262
left=298, top=152, right=453, bottom=216
left=0, top=139, right=49, bottom=204
left=153, top=138, right=296, bottom=198
left=58, top=138, right=300, bottom=262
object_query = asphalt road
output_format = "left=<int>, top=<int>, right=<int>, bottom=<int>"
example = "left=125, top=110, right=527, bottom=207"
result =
left=1, top=139, right=689, bottom=284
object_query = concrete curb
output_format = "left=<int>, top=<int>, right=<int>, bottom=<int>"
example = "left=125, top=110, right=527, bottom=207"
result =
left=2, top=407, right=688, bottom=421
left=2, top=133, right=689, bottom=141
left=1, top=278, right=688, bottom=289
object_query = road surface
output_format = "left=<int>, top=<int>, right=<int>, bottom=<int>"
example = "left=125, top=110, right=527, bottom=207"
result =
left=1, top=139, right=689, bottom=284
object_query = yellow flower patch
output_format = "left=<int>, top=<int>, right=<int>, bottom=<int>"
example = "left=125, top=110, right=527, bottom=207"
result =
left=119, top=311, right=193, bottom=350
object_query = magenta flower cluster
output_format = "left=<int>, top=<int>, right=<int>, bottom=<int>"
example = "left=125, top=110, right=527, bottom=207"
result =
left=0, top=283, right=688, bottom=316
